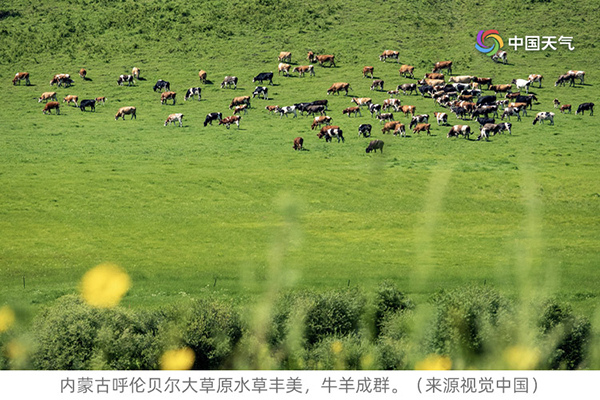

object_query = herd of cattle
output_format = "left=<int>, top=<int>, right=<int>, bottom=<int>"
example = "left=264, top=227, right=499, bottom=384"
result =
left=13, top=49, right=594, bottom=153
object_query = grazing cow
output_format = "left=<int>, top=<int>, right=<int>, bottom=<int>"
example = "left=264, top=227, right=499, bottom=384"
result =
left=343, top=106, right=361, bottom=117
left=160, top=91, right=176, bottom=105
left=323, top=127, right=344, bottom=142
left=400, top=105, right=416, bottom=117
left=448, top=75, right=474, bottom=84
left=473, top=105, right=498, bottom=118
left=252, top=86, right=268, bottom=99
left=418, top=85, right=433, bottom=97
left=478, top=123, right=498, bottom=141
left=79, top=99, right=96, bottom=112
left=496, top=122, right=512, bottom=135
left=382, top=98, right=401, bottom=112
left=362, top=66, right=374, bottom=78
left=352, top=97, right=372, bottom=107
left=115, top=106, right=136, bottom=120
left=42, top=101, right=60, bottom=115
left=311, top=115, right=332, bottom=129
left=164, top=113, right=184, bottom=127
left=410, top=114, right=429, bottom=129
left=568, top=70, right=585, bottom=84
left=514, top=95, right=538, bottom=110
left=505, top=92, right=521, bottom=100
left=382, top=120, right=401, bottom=134
left=203, top=112, right=222, bottom=126
left=501, top=107, right=522, bottom=122
left=278, top=63, right=291, bottom=76
left=220, top=76, right=238, bottom=89
left=434, top=112, right=448, bottom=125
left=327, top=82, right=352, bottom=95
left=412, top=123, right=431, bottom=135
left=450, top=106, right=468, bottom=120
left=253, top=72, right=274, bottom=85
left=528, top=74, right=543, bottom=87
left=219, top=115, right=241, bottom=129
left=278, top=51, right=292, bottom=62
left=358, top=124, right=372, bottom=137
left=50, top=74, right=70, bottom=86
left=532, top=112, right=555, bottom=125
left=153, top=79, right=170, bottom=92
left=508, top=102, right=529, bottom=116
left=491, top=50, right=507, bottom=64
left=477, top=117, right=495, bottom=126
left=38, top=92, right=58, bottom=103
left=184, top=87, right=202, bottom=101
left=425, top=73, right=445, bottom=80
left=278, top=105, right=297, bottom=118
left=393, top=123, right=406, bottom=137
left=380, top=50, right=399, bottom=62
left=553, top=98, right=561, bottom=108
left=63, top=95, right=78, bottom=107
left=397, top=83, right=417, bottom=96
left=447, top=125, right=470, bottom=139
left=489, top=84, right=512, bottom=95
left=555, top=74, right=575, bottom=87
left=198, top=70, right=207, bottom=83
left=560, top=104, right=572, bottom=114
left=293, top=137, right=303, bottom=150
left=13, top=72, right=30, bottom=86
left=473, top=77, right=492, bottom=87
left=317, top=125, right=339, bottom=140
left=266, top=105, right=280, bottom=114
left=512, top=78, right=531, bottom=94
left=399, top=65, right=415, bottom=78
left=366, top=140, right=384, bottom=153
left=118, top=75, right=135, bottom=86
left=370, top=80, right=384, bottom=91
left=294, top=102, right=313, bottom=115
left=132, top=67, right=140, bottom=79
left=306, top=105, right=327, bottom=116
left=229, top=96, right=251, bottom=109
left=293, top=65, right=315, bottom=77
left=79, top=69, right=87, bottom=79
left=419, top=78, right=445, bottom=87
left=315, top=54, right=335, bottom=67
left=95, top=97, right=106, bottom=105
left=377, top=113, right=394, bottom=123
left=234, top=104, right=248, bottom=115
left=433, top=61, right=452, bottom=74
left=369, top=103, right=382, bottom=117
left=576, top=102, right=594, bottom=115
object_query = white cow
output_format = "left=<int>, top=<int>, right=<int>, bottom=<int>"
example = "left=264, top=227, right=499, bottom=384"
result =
left=164, top=113, right=184, bottom=127
left=512, top=78, right=531, bottom=94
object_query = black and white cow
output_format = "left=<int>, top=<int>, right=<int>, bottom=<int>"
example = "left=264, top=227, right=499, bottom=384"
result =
left=253, top=72, right=274, bottom=85
left=409, top=114, right=429, bottom=129
left=184, top=87, right=202, bottom=101
left=118, top=75, right=135, bottom=86
left=369, top=103, right=382, bottom=117
left=418, top=85, right=433, bottom=97
left=153, top=79, right=170, bottom=92
left=252, top=86, right=268, bottom=99
left=532, top=112, right=555, bottom=125
left=496, top=122, right=512, bottom=134
left=203, top=112, right=223, bottom=127
left=502, top=107, right=522, bottom=122
left=358, top=124, right=372, bottom=137
left=576, top=102, right=594, bottom=115
left=278, top=106, right=297, bottom=118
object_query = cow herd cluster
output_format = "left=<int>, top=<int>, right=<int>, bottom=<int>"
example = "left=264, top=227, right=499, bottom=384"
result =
left=12, top=49, right=594, bottom=154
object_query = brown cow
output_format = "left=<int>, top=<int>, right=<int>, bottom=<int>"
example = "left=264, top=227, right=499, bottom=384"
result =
left=293, top=137, right=303, bottom=150
left=400, top=105, right=416, bottom=117
left=38, top=92, right=58, bottom=103
left=377, top=113, right=394, bottom=123
left=311, top=115, right=332, bottom=129
left=382, top=98, right=401, bottom=111
left=115, top=106, right=136, bottom=120
left=382, top=121, right=401, bottom=134
left=351, top=97, right=372, bottom=107
left=447, top=125, right=470, bottom=138
left=473, top=77, right=493, bottom=87
left=132, top=67, right=140, bottom=79
left=419, top=78, right=445, bottom=87
left=425, top=72, right=445, bottom=80
left=13, top=72, right=30, bottom=85
left=393, top=123, right=406, bottom=137
left=343, top=106, right=361, bottom=117
left=95, top=96, right=106, bottom=105
left=265, top=105, right=280, bottom=114
left=229, top=96, right=251, bottom=109
left=42, top=101, right=60, bottom=115
left=433, top=61, right=452, bottom=74
left=293, top=65, right=315, bottom=77
left=307, top=51, right=315, bottom=61
left=366, top=140, right=384, bottom=153
left=278, top=51, right=292, bottom=62
left=379, top=50, right=399, bottom=62
left=160, top=91, right=176, bottom=105
left=198, top=70, right=207, bottom=83
left=399, top=65, right=414, bottom=78
left=412, top=123, right=431, bottom=135
left=317, top=125, right=339, bottom=139
left=370, top=80, right=384, bottom=91
left=63, top=95, right=78, bottom=107
left=528, top=74, right=543, bottom=87
left=362, top=66, right=374, bottom=78
left=560, top=104, right=572, bottom=114
left=278, top=63, right=291, bottom=76
left=505, top=92, right=521, bottom=100
left=490, top=84, right=512, bottom=94
left=315, top=54, right=335, bottom=67
left=327, top=82, right=351, bottom=95
left=79, top=68, right=87, bottom=79
left=219, top=115, right=241, bottom=129
left=234, top=104, right=248, bottom=115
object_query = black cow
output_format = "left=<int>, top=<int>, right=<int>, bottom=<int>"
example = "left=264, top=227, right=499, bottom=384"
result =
left=253, top=72, right=274, bottom=85
left=418, top=85, right=433, bottom=97
left=358, top=124, right=372, bottom=137
left=59, top=77, right=74, bottom=88
left=576, top=102, right=594, bottom=115
left=366, top=139, right=384, bottom=153
left=306, top=105, right=326, bottom=116
left=450, top=106, right=468, bottom=119
left=310, top=99, right=328, bottom=109
left=203, top=112, right=223, bottom=127
left=153, top=79, right=170, bottom=92
left=294, top=102, right=313, bottom=115
left=477, top=117, right=495, bottom=126
left=477, top=95, right=497, bottom=106
left=515, top=95, right=538, bottom=110
left=184, top=87, right=201, bottom=101
left=79, top=99, right=96, bottom=112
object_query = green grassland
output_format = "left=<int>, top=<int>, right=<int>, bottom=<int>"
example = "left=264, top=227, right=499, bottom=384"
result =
left=0, top=0, right=599, bottom=318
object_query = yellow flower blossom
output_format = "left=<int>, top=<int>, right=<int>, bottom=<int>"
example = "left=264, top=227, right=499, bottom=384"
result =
left=503, top=346, right=539, bottom=370
left=0, top=305, right=16, bottom=333
left=160, top=348, right=195, bottom=370
left=415, top=354, right=452, bottom=370
left=80, top=263, right=131, bottom=308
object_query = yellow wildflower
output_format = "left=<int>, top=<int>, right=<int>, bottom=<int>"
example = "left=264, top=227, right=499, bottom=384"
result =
left=80, top=263, right=131, bottom=308
left=160, top=348, right=195, bottom=370
left=415, top=354, right=452, bottom=370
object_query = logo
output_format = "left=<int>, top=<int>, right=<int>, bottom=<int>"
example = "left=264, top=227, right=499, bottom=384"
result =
left=476, top=29, right=504, bottom=56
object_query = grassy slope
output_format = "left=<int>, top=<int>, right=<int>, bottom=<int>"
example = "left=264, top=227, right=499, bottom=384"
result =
left=0, top=0, right=599, bottom=314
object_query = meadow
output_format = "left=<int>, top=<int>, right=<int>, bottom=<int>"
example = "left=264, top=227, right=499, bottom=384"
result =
left=0, top=0, right=599, bottom=369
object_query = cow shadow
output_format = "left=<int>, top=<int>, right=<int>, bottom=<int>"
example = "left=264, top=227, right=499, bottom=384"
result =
left=82, top=77, right=93, bottom=82
left=137, top=77, right=147, bottom=81
left=203, top=79, right=214, bottom=85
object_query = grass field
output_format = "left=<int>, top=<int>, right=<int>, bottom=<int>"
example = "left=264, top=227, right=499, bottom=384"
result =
left=1, top=0, right=599, bottom=323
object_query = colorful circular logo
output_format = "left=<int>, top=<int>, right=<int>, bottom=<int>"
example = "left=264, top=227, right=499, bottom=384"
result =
left=476, top=30, right=504, bottom=56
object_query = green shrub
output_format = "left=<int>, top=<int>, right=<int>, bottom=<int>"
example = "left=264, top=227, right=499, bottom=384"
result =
left=302, top=335, right=380, bottom=370
left=377, top=310, right=415, bottom=370
left=374, top=281, right=414, bottom=336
